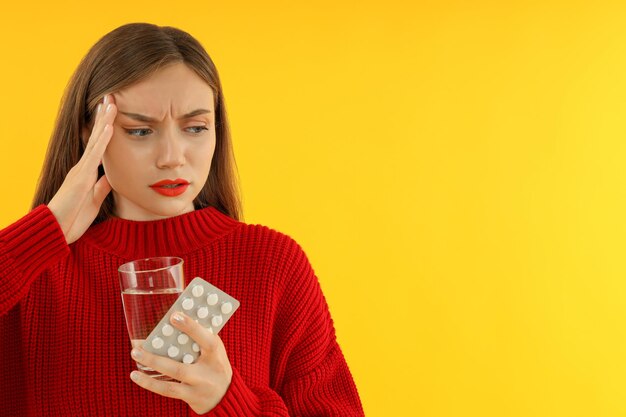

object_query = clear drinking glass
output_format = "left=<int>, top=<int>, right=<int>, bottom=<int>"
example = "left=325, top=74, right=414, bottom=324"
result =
left=118, top=256, right=184, bottom=380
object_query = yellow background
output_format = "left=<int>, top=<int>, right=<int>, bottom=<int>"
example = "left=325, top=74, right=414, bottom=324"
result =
left=1, top=1, right=626, bottom=416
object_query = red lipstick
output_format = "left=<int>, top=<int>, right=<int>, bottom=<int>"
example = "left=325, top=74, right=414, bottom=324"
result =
left=149, top=179, right=190, bottom=197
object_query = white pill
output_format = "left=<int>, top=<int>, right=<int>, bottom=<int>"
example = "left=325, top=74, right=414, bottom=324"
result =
left=206, top=293, right=218, bottom=306
left=151, top=337, right=164, bottom=349
left=182, top=298, right=194, bottom=310
left=211, top=315, right=223, bottom=327
left=192, top=343, right=200, bottom=352
left=182, top=354, right=194, bottom=364
left=161, top=324, right=174, bottom=337
left=177, top=333, right=189, bottom=344
left=167, top=345, right=180, bottom=358
left=221, top=302, right=233, bottom=315
left=197, top=306, right=209, bottom=319
left=191, top=285, right=204, bottom=297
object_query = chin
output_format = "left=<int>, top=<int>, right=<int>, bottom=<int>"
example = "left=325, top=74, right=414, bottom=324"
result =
left=112, top=188, right=199, bottom=220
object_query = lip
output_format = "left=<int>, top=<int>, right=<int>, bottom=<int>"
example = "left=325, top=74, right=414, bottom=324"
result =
left=149, top=179, right=190, bottom=197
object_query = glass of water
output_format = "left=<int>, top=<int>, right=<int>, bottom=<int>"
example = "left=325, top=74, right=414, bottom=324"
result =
left=118, top=257, right=184, bottom=380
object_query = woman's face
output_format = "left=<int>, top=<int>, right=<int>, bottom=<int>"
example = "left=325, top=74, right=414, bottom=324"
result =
left=100, top=63, right=216, bottom=221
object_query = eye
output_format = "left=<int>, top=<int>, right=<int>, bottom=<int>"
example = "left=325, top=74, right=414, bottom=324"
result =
left=186, top=126, right=209, bottom=134
left=125, top=128, right=152, bottom=137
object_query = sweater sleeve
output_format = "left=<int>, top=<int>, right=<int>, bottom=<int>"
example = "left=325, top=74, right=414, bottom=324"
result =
left=271, top=241, right=364, bottom=417
left=195, top=236, right=364, bottom=417
left=0, top=205, right=70, bottom=316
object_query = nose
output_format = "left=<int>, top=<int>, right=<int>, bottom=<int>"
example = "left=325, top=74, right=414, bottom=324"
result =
left=156, top=130, right=186, bottom=169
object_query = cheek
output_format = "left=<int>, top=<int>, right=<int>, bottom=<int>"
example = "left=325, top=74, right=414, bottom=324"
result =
left=102, top=137, right=137, bottom=181
left=189, top=136, right=216, bottom=167
left=206, top=133, right=217, bottom=161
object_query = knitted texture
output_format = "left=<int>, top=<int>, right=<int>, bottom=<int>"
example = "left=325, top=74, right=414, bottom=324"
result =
left=0, top=205, right=364, bottom=416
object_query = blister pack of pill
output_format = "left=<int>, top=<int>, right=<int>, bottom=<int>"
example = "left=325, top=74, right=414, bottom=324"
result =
left=142, top=277, right=240, bottom=364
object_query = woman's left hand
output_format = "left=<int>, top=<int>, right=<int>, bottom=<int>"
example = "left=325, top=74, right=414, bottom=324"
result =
left=129, top=312, right=233, bottom=414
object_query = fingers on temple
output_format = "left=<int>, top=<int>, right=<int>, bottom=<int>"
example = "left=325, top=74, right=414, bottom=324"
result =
left=83, top=101, right=117, bottom=167
left=85, top=94, right=116, bottom=154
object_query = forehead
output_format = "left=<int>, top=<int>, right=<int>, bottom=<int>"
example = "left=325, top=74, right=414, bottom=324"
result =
left=113, top=62, right=215, bottom=113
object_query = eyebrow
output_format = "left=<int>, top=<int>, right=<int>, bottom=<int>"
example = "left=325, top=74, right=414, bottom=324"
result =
left=119, top=109, right=211, bottom=122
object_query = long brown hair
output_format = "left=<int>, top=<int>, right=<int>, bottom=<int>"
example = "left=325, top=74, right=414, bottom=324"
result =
left=32, top=23, right=242, bottom=223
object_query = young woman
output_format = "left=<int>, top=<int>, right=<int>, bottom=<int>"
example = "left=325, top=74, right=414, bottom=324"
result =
left=0, top=23, right=364, bottom=416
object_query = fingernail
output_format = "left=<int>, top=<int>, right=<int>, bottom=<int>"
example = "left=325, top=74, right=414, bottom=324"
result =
left=130, top=371, right=140, bottom=382
left=97, top=103, right=102, bottom=113
left=103, top=94, right=109, bottom=105
left=172, top=312, right=185, bottom=323
left=106, top=103, right=112, bottom=113
left=131, top=349, right=142, bottom=359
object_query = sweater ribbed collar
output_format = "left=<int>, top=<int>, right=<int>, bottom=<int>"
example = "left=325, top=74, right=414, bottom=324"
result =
left=81, top=207, right=241, bottom=258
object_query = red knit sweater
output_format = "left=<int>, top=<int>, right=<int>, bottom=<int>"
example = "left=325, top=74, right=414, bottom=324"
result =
left=0, top=205, right=364, bottom=416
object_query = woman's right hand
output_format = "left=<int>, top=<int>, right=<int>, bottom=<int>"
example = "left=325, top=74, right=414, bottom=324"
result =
left=48, top=94, right=117, bottom=244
